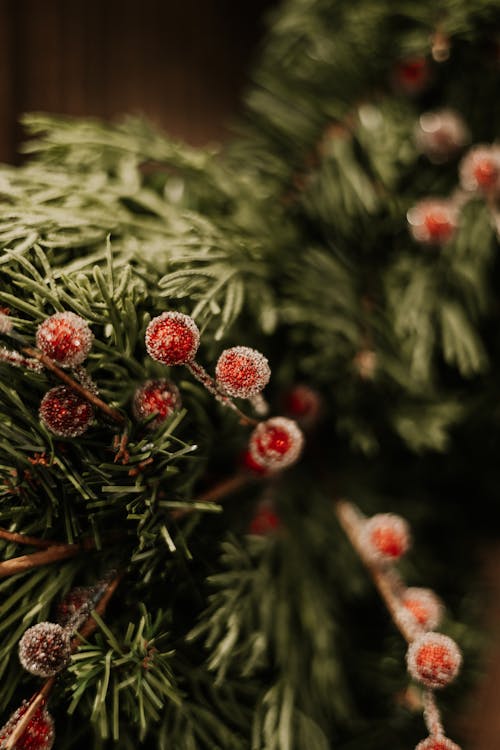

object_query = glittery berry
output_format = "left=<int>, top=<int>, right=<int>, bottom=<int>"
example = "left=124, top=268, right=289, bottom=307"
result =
left=459, top=144, right=500, bottom=193
left=248, top=417, right=304, bottom=472
left=215, top=346, right=271, bottom=399
left=401, top=587, right=444, bottom=631
left=39, top=386, right=94, bottom=438
left=0, top=702, right=55, bottom=750
left=36, top=312, right=93, bottom=367
left=284, top=384, right=322, bottom=424
left=415, top=109, right=469, bottom=163
left=407, top=199, right=458, bottom=245
left=362, top=513, right=411, bottom=563
left=407, top=632, right=462, bottom=689
left=415, top=737, right=461, bottom=750
left=145, top=312, right=200, bottom=366
left=19, top=622, right=71, bottom=678
left=132, top=379, right=181, bottom=429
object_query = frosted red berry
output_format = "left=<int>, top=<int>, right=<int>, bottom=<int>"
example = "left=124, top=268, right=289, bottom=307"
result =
left=284, top=384, right=322, bottom=424
left=145, top=312, right=200, bottom=365
left=363, top=513, right=411, bottom=563
left=249, top=504, right=281, bottom=535
left=132, top=378, right=181, bottom=429
left=459, top=145, right=500, bottom=193
left=215, top=346, right=270, bottom=399
left=401, top=587, right=444, bottom=630
left=18, top=622, right=71, bottom=678
left=416, top=737, right=461, bottom=750
left=407, top=199, right=458, bottom=245
left=407, top=632, right=462, bottom=689
left=0, top=702, right=55, bottom=750
left=39, top=386, right=94, bottom=437
left=415, top=109, right=469, bottom=163
left=36, top=312, right=93, bottom=367
left=248, top=417, right=304, bottom=472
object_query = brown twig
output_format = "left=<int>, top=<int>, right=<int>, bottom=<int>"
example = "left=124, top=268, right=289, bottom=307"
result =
left=335, top=499, right=416, bottom=643
left=170, top=472, right=256, bottom=520
left=4, top=574, right=122, bottom=750
left=0, top=537, right=99, bottom=579
left=21, top=346, right=125, bottom=426
left=0, top=527, right=56, bottom=549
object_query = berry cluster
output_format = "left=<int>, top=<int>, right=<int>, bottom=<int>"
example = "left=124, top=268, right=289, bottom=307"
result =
left=357, top=509, right=462, bottom=749
left=408, top=108, right=500, bottom=247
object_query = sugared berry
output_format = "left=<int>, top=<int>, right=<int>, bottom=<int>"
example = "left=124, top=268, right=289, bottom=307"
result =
left=18, top=622, right=71, bottom=678
left=132, top=379, right=181, bottom=429
left=248, top=417, right=304, bottom=472
left=215, top=346, right=270, bottom=399
left=36, top=312, right=93, bottom=367
left=39, top=386, right=94, bottom=438
left=407, top=632, right=462, bottom=689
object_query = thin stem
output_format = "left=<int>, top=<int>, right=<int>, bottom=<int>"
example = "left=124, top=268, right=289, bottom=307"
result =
left=423, top=690, right=444, bottom=737
left=0, top=544, right=82, bottom=579
left=170, top=472, right=256, bottom=520
left=21, top=346, right=125, bottom=426
left=186, top=361, right=258, bottom=426
left=335, top=499, right=417, bottom=643
left=0, top=527, right=56, bottom=549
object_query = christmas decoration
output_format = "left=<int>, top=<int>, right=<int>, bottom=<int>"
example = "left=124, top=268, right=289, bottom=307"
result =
left=459, top=144, right=500, bottom=193
left=362, top=513, right=411, bottom=563
left=401, top=587, right=444, bottom=631
left=283, top=384, right=322, bottom=425
left=415, top=737, right=461, bottom=750
left=215, top=346, right=270, bottom=399
left=0, top=702, right=55, bottom=750
left=407, top=199, right=458, bottom=245
left=415, top=110, right=469, bottom=163
left=39, top=386, right=94, bottom=437
left=36, top=312, right=93, bottom=367
left=407, top=633, right=462, bottom=689
left=132, top=378, right=181, bottom=429
left=145, top=311, right=200, bottom=365
left=18, top=622, right=71, bottom=678
left=247, top=417, right=304, bottom=472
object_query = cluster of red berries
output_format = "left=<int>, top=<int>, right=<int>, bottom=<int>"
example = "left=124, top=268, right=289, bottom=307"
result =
left=360, top=512, right=462, bottom=750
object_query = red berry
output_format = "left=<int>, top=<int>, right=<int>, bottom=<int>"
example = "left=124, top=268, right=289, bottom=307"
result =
left=36, top=312, right=93, bottom=367
left=0, top=702, right=55, bottom=750
left=407, top=199, right=457, bottom=245
left=415, top=110, right=469, bottom=164
left=39, top=386, right=94, bottom=437
left=416, top=737, right=461, bottom=750
left=215, top=346, right=270, bottom=399
left=248, top=417, right=304, bottom=472
left=241, top=449, right=269, bottom=475
left=284, top=385, right=322, bottom=423
left=401, top=587, right=444, bottom=630
left=18, top=622, right=71, bottom=678
left=460, top=145, right=500, bottom=193
left=363, top=513, right=411, bottom=562
left=132, top=379, right=181, bottom=429
left=393, top=57, right=430, bottom=94
left=145, top=312, right=199, bottom=366
left=407, top=632, right=462, bottom=689
left=249, top=505, right=281, bottom=535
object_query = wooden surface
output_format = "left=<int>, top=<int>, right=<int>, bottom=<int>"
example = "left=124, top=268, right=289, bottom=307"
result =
left=0, top=0, right=274, bottom=162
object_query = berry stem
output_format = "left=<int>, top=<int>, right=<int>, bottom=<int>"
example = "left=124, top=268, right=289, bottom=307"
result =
left=0, top=536, right=100, bottom=578
left=170, top=472, right=256, bottom=519
left=21, top=346, right=126, bottom=426
left=185, top=361, right=259, bottom=426
left=335, top=499, right=416, bottom=643
left=0, top=526, right=56, bottom=549
left=423, top=690, right=444, bottom=737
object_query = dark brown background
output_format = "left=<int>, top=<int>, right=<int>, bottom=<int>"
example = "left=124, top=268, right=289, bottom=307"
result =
left=0, top=0, right=274, bottom=163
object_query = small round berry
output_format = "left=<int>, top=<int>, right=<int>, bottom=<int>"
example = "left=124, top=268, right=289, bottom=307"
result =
left=407, top=199, right=458, bottom=245
left=393, top=57, right=431, bottom=95
left=36, top=312, right=93, bottom=367
left=249, top=504, right=281, bottom=535
left=401, top=587, right=444, bottom=631
left=415, top=109, right=469, bottom=163
left=145, top=312, right=199, bottom=366
left=459, top=144, right=500, bottom=193
left=407, top=632, right=462, bottom=689
left=215, top=346, right=271, bottom=399
left=132, top=379, right=181, bottom=429
left=362, top=513, right=411, bottom=563
left=39, top=386, right=94, bottom=438
left=0, top=702, right=55, bottom=750
left=19, top=622, right=71, bottom=678
left=248, top=417, right=304, bottom=472
left=415, top=737, right=461, bottom=750
left=284, top=384, right=322, bottom=425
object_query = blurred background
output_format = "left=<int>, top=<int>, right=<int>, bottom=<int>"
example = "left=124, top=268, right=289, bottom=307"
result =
left=0, top=0, right=498, bottom=744
left=0, top=0, right=275, bottom=163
